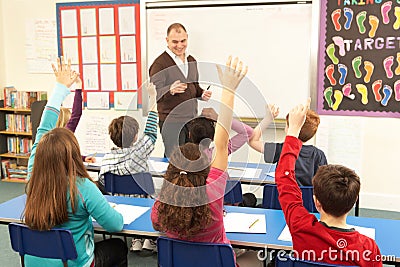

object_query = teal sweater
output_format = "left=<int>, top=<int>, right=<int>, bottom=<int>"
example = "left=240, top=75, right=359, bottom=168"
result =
left=25, top=178, right=124, bottom=267
left=25, top=83, right=124, bottom=266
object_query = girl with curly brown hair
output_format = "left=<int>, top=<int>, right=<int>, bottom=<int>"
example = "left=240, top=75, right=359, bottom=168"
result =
left=151, top=56, right=247, bottom=248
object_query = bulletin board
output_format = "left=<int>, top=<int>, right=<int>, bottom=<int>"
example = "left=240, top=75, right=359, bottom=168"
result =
left=56, top=0, right=141, bottom=109
left=317, top=0, right=400, bottom=117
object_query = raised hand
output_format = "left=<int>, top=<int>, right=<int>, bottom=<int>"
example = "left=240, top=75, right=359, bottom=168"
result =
left=267, top=104, right=280, bottom=119
left=75, top=75, right=83, bottom=89
left=52, top=57, right=78, bottom=88
left=287, top=98, right=311, bottom=138
left=216, top=56, right=248, bottom=91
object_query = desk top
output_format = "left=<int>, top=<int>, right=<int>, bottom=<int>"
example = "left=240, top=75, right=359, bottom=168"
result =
left=2, top=195, right=397, bottom=262
left=86, top=156, right=276, bottom=185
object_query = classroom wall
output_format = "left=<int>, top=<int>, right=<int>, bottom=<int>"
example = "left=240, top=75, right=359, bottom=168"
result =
left=0, top=0, right=399, bottom=212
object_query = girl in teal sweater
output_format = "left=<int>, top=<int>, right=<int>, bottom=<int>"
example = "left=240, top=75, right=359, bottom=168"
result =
left=24, top=57, right=127, bottom=267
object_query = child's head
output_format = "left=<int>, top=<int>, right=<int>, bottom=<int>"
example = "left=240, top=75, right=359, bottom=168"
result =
left=312, top=164, right=360, bottom=217
left=25, top=127, right=90, bottom=230
left=286, top=109, right=320, bottom=142
left=56, top=107, right=71, bottom=128
left=239, top=193, right=257, bottom=207
left=188, top=117, right=215, bottom=146
left=108, top=116, right=139, bottom=148
left=156, top=143, right=212, bottom=237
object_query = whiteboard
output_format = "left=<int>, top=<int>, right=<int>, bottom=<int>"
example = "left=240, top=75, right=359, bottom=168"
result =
left=146, top=1, right=312, bottom=119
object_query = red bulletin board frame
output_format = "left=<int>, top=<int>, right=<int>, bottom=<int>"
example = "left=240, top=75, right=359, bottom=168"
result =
left=56, top=0, right=142, bottom=108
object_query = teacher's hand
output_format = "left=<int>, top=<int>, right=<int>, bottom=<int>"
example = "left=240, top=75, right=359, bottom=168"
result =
left=201, top=90, right=212, bottom=101
left=170, top=80, right=187, bottom=95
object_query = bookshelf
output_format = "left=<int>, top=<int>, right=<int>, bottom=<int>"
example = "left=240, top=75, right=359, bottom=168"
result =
left=0, top=89, right=47, bottom=183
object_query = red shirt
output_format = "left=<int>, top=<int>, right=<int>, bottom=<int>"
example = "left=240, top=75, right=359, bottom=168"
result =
left=276, top=136, right=382, bottom=267
left=151, top=167, right=230, bottom=244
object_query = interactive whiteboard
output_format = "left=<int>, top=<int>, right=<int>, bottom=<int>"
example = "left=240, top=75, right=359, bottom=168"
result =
left=146, top=1, right=313, bottom=119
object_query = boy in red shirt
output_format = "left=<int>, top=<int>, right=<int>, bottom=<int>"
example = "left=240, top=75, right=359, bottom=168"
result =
left=276, top=99, right=382, bottom=267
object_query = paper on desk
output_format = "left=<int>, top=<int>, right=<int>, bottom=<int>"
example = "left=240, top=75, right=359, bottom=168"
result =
left=95, top=202, right=150, bottom=224
left=223, top=213, right=266, bottom=233
left=148, top=160, right=169, bottom=173
left=227, top=168, right=262, bottom=179
left=278, top=224, right=375, bottom=242
left=266, top=171, right=275, bottom=177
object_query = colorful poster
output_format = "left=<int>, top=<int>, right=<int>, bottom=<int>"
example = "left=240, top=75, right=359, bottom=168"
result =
left=318, top=0, right=400, bottom=117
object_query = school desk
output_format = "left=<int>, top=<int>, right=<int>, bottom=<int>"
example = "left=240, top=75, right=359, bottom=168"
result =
left=0, top=195, right=398, bottom=264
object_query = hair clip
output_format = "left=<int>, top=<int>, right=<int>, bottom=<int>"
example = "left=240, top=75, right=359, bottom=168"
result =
left=180, top=171, right=187, bottom=175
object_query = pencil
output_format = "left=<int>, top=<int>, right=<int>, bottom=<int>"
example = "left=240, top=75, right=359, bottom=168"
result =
left=248, top=218, right=260, bottom=229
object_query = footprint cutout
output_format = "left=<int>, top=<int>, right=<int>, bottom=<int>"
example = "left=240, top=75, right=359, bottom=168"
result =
left=394, top=7, right=400, bottom=30
left=383, top=56, right=394, bottom=79
left=332, top=90, right=343, bottom=111
left=344, top=7, right=354, bottom=30
left=342, top=83, right=355, bottom=99
left=381, top=85, right=393, bottom=106
left=333, top=36, right=346, bottom=56
left=326, top=43, right=339, bottom=65
left=325, top=64, right=336, bottom=86
left=395, top=52, right=400, bottom=76
left=332, top=9, right=342, bottom=31
left=338, top=64, right=348, bottom=85
left=372, top=80, right=383, bottom=102
left=352, top=56, right=363, bottom=78
left=363, top=61, right=374, bottom=83
left=394, top=80, right=400, bottom=101
left=381, top=1, right=392, bottom=25
left=356, top=11, right=367, bottom=34
left=324, top=87, right=334, bottom=107
left=368, top=15, right=379, bottom=38
left=356, top=84, right=368, bottom=105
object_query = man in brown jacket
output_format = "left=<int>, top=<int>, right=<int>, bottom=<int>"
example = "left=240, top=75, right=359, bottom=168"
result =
left=149, top=23, right=211, bottom=157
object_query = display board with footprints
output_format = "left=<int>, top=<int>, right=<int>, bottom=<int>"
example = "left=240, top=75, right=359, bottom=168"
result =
left=317, top=0, right=400, bottom=117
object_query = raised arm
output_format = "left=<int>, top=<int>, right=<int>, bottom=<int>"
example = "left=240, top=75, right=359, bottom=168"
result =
left=248, top=104, right=279, bottom=153
left=27, top=57, right=77, bottom=178
left=276, top=99, right=310, bottom=220
left=65, top=75, right=83, bottom=132
left=211, top=57, right=248, bottom=171
left=142, top=83, right=158, bottom=145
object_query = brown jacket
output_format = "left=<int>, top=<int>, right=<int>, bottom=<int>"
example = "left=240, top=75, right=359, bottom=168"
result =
left=149, top=51, right=204, bottom=122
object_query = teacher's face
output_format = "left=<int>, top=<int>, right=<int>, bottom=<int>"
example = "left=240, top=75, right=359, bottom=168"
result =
left=166, top=28, right=188, bottom=58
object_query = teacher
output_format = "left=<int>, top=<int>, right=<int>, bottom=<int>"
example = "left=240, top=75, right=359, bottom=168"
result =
left=149, top=23, right=212, bottom=157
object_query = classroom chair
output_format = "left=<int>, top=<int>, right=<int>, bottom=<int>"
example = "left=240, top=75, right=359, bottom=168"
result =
left=157, top=236, right=236, bottom=267
left=262, top=184, right=318, bottom=213
left=224, top=180, right=243, bottom=205
left=8, top=222, right=77, bottom=267
left=30, top=100, right=47, bottom=142
left=276, top=255, right=358, bottom=266
left=104, top=171, right=155, bottom=197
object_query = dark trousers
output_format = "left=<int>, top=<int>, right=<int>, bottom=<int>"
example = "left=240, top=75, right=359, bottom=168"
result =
left=94, top=238, right=128, bottom=267
left=158, top=120, right=190, bottom=158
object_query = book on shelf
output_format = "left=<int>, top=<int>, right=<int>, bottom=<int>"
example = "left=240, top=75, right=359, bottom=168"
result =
left=1, top=159, right=27, bottom=179
left=3, top=87, right=47, bottom=109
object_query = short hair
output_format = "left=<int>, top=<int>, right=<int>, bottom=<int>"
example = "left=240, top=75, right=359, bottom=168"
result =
left=312, top=164, right=360, bottom=217
left=286, top=110, right=320, bottom=142
left=167, top=23, right=187, bottom=35
left=108, top=116, right=139, bottom=148
left=56, top=107, right=71, bottom=128
left=188, top=117, right=215, bottom=145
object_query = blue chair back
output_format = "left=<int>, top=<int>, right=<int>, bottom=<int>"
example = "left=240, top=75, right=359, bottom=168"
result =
left=157, top=236, right=236, bottom=267
left=8, top=222, right=77, bottom=267
left=104, top=172, right=155, bottom=196
left=276, top=255, right=358, bottom=266
left=224, top=180, right=243, bottom=205
left=262, top=184, right=317, bottom=213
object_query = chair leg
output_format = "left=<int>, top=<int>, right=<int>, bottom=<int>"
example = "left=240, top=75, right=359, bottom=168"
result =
left=63, top=262, right=68, bottom=267
left=20, top=255, right=25, bottom=267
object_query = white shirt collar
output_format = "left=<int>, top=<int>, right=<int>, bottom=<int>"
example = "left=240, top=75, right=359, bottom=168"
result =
left=166, top=47, right=189, bottom=77
left=165, top=47, right=189, bottom=61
